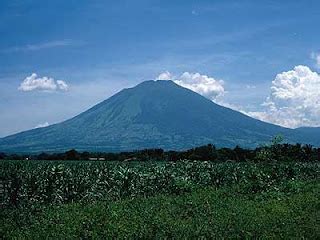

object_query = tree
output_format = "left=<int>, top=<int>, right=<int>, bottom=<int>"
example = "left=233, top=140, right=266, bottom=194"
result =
left=80, top=151, right=90, bottom=160
left=233, top=146, right=249, bottom=162
left=65, top=149, right=80, bottom=160
left=0, top=152, right=6, bottom=160
left=38, top=152, right=50, bottom=160
left=192, top=144, right=217, bottom=161
left=255, top=135, right=284, bottom=162
left=302, top=144, right=313, bottom=162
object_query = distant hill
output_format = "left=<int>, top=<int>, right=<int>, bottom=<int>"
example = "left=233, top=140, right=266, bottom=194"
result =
left=0, top=80, right=319, bottom=153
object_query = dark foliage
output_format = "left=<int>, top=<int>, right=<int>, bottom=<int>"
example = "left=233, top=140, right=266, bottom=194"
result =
left=1, top=141, right=319, bottom=162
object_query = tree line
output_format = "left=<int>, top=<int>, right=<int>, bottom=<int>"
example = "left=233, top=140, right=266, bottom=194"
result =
left=1, top=138, right=320, bottom=162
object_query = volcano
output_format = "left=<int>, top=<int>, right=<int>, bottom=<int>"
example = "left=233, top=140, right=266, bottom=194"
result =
left=0, top=80, right=319, bottom=152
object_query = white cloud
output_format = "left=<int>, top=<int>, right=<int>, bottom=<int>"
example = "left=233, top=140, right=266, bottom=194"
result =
left=19, top=73, right=69, bottom=92
left=311, top=52, right=320, bottom=68
left=56, top=80, right=69, bottom=91
left=245, top=65, right=320, bottom=128
left=156, top=71, right=173, bottom=80
left=157, top=67, right=320, bottom=128
left=157, top=71, right=225, bottom=101
left=35, top=122, right=49, bottom=129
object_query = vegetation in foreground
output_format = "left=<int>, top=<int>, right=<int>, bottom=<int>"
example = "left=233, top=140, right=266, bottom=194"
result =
left=0, top=157, right=319, bottom=239
left=1, top=160, right=319, bottom=206
left=1, top=180, right=319, bottom=239
left=1, top=138, right=319, bottom=239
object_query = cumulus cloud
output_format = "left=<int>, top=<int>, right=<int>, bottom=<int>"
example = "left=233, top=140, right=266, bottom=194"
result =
left=56, top=80, right=69, bottom=91
left=157, top=71, right=173, bottom=81
left=157, top=67, right=320, bottom=128
left=245, top=65, right=320, bottom=128
left=19, top=73, right=69, bottom=92
left=157, top=71, right=225, bottom=101
left=35, top=122, right=49, bottom=129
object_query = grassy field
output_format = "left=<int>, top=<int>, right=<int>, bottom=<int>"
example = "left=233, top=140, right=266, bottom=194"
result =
left=1, top=160, right=319, bottom=239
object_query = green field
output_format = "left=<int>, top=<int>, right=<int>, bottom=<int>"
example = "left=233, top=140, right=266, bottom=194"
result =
left=1, top=160, right=319, bottom=239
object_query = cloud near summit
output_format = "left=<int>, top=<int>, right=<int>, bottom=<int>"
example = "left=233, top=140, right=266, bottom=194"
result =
left=157, top=71, right=225, bottom=101
left=157, top=66, right=320, bottom=129
left=19, top=73, right=69, bottom=92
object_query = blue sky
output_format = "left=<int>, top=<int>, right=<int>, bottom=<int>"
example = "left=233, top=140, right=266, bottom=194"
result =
left=1, top=0, right=320, bottom=137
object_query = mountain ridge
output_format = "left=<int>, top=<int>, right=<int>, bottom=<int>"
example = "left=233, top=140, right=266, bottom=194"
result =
left=0, top=80, right=319, bottom=153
